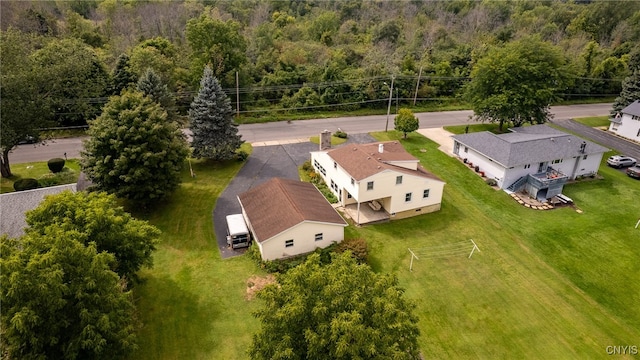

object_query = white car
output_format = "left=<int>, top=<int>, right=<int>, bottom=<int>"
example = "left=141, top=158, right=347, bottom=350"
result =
left=606, top=155, right=637, bottom=168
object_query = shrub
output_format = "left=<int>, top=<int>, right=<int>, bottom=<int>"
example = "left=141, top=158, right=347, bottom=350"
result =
left=302, top=160, right=313, bottom=172
left=248, top=243, right=338, bottom=274
left=236, top=150, right=249, bottom=162
left=335, top=238, right=368, bottom=264
left=485, top=178, right=498, bottom=186
left=47, top=158, right=66, bottom=173
left=334, top=130, right=348, bottom=139
left=37, top=170, right=77, bottom=188
left=13, top=178, right=39, bottom=191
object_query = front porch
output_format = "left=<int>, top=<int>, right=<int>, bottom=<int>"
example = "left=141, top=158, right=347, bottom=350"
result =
left=337, top=201, right=390, bottom=225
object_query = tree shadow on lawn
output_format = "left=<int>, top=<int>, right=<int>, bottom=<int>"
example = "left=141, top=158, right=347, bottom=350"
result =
left=133, top=273, right=219, bottom=360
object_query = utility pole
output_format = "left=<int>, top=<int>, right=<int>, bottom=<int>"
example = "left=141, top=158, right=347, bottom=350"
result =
left=413, top=66, right=423, bottom=106
left=236, top=71, right=240, bottom=118
left=385, top=75, right=394, bottom=132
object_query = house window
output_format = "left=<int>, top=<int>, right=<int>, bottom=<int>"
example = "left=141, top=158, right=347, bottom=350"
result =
left=330, top=179, right=335, bottom=190
left=583, top=154, right=588, bottom=160
left=552, top=159, right=563, bottom=164
left=347, top=193, right=352, bottom=199
left=423, top=189, right=430, bottom=198
left=405, top=192, right=412, bottom=202
left=396, top=175, right=403, bottom=185
left=285, top=239, right=294, bottom=248
left=637, top=128, right=640, bottom=136
left=334, top=161, right=337, bottom=169
left=524, top=164, right=531, bottom=169
left=351, top=178, right=355, bottom=185
left=464, top=147, right=468, bottom=153
left=367, top=181, right=374, bottom=190
left=315, top=233, right=323, bottom=241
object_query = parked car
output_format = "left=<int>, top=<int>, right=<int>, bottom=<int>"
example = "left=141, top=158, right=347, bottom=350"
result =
left=17, top=135, right=37, bottom=145
left=606, top=155, right=637, bottom=168
left=627, top=164, right=640, bottom=179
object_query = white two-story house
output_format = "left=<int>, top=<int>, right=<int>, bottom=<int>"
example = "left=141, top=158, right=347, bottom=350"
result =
left=609, top=100, right=640, bottom=142
left=451, top=124, right=608, bottom=200
left=310, top=141, right=445, bottom=225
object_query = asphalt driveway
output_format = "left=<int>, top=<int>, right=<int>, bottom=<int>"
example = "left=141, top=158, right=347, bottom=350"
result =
left=213, top=134, right=376, bottom=258
left=551, top=119, right=640, bottom=160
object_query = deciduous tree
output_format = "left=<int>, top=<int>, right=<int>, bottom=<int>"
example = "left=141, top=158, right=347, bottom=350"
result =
left=395, top=108, right=419, bottom=138
left=465, top=36, right=572, bottom=130
left=82, top=91, right=189, bottom=205
left=25, top=190, right=160, bottom=283
left=249, top=253, right=421, bottom=359
left=0, top=29, right=50, bottom=178
left=189, top=66, right=243, bottom=161
left=1, top=230, right=137, bottom=360
left=31, top=37, right=109, bottom=126
left=185, top=13, right=247, bottom=88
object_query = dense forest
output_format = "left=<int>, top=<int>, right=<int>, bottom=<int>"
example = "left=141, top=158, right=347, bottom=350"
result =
left=2, top=0, right=639, bottom=127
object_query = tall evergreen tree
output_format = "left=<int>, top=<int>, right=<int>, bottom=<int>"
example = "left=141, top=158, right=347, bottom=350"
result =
left=82, top=91, right=189, bottom=206
left=189, top=66, right=243, bottom=161
left=137, top=67, right=177, bottom=122
left=110, top=53, right=137, bottom=95
left=611, top=51, right=640, bottom=116
left=611, top=69, right=640, bottom=115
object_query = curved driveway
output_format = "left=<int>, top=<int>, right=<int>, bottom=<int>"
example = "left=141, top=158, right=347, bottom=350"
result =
left=214, top=134, right=375, bottom=259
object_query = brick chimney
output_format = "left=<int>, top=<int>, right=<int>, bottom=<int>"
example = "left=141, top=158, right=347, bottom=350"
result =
left=320, top=130, right=331, bottom=150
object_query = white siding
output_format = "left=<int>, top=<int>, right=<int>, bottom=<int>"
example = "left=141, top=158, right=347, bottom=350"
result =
left=355, top=170, right=444, bottom=212
left=311, top=150, right=445, bottom=216
left=258, top=221, right=345, bottom=261
left=311, top=151, right=359, bottom=204
left=610, top=114, right=640, bottom=142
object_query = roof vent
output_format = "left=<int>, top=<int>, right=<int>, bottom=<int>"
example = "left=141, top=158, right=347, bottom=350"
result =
left=378, top=144, right=384, bottom=153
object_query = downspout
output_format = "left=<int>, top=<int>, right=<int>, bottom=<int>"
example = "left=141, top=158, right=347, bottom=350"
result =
left=571, top=156, right=581, bottom=180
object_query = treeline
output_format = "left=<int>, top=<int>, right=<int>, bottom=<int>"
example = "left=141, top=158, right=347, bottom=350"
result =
left=2, top=0, right=639, bottom=126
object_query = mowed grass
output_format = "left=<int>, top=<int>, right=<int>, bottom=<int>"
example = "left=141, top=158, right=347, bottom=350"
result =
left=363, top=131, right=640, bottom=358
left=1, top=159, right=81, bottom=193
left=573, top=116, right=610, bottom=128
left=128, top=145, right=265, bottom=360
left=126, top=134, right=639, bottom=359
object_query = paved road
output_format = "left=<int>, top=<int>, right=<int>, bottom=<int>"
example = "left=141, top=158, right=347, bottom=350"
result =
left=9, top=103, right=612, bottom=164
left=214, top=134, right=375, bottom=258
left=551, top=119, right=640, bottom=160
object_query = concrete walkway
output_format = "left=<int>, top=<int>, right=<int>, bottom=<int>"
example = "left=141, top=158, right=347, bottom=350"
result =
left=417, top=128, right=455, bottom=156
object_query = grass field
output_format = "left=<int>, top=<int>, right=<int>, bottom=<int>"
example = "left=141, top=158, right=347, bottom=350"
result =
left=122, top=130, right=639, bottom=359
left=573, top=116, right=611, bottom=128
left=0, top=159, right=81, bottom=193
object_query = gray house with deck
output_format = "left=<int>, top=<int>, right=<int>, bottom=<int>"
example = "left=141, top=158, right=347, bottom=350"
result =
left=452, top=125, right=609, bottom=200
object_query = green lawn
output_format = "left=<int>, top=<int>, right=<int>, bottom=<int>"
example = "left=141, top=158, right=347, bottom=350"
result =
left=573, top=115, right=611, bottom=128
left=309, top=134, right=348, bottom=146
left=120, top=134, right=638, bottom=358
left=1, top=159, right=81, bottom=193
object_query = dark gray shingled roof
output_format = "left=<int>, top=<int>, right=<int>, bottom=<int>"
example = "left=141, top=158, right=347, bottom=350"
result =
left=451, top=124, right=609, bottom=168
left=621, top=100, right=640, bottom=117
